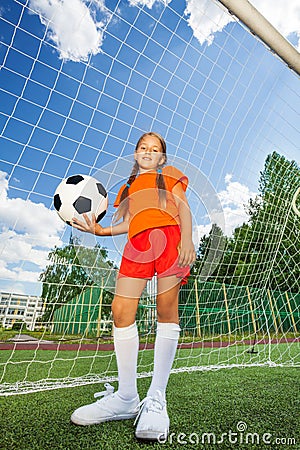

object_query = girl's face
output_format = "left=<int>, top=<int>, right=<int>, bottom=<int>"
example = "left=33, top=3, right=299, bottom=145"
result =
left=134, top=134, right=166, bottom=173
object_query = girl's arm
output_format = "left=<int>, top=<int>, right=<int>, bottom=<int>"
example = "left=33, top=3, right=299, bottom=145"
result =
left=71, top=211, right=129, bottom=236
left=172, top=182, right=196, bottom=267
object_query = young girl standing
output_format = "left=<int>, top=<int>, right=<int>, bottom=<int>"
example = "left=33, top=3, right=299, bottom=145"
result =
left=70, top=132, right=195, bottom=441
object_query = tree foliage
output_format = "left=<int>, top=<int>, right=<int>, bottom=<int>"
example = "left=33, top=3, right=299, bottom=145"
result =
left=190, top=224, right=228, bottom=282
left=193, top=152, right=300, bottom=291
left=39, top=235, right=116, bottom=321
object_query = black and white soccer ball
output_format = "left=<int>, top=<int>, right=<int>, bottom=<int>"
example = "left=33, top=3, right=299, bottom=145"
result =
left=54, top=174, right=108, bottom=225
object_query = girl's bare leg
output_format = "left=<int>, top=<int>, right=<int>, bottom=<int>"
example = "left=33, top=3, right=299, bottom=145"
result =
left=112, top=276, right=148, bottom=327
left=156, top=275, right=181, bottom=323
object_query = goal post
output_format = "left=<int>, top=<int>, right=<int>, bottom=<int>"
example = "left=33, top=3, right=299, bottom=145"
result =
left=216, top=0, right=300, bottom=76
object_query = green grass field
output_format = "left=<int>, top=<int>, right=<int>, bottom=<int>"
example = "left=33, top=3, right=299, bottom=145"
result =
left=0, top=345, right=299, bottom=449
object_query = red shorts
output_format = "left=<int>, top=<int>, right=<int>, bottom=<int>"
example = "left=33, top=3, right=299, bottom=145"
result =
left=119, top=225, right=190, bottom=284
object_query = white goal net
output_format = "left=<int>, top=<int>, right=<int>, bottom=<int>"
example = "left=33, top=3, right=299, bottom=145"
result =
left=0, top=0, right=299, bottom=395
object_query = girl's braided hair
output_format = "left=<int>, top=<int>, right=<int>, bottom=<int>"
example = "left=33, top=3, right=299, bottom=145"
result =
left=114, top=132, right=167, bottom=222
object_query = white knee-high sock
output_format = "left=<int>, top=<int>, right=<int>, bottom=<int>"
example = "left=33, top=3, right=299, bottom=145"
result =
left=113, top=322, right=139, bottom=401
left=147, top=322, right=180, bottom=399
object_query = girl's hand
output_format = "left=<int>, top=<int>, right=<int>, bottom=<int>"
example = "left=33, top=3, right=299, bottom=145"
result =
left=71, top=213, right=103, bottom=235
left=177, top=237, right=196, bottom=267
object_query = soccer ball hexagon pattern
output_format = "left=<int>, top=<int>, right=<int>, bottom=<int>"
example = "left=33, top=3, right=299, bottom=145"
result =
left=54, top=174, right=108, bottom=225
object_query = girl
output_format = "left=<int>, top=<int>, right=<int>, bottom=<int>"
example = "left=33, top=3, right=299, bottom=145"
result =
left=70, top=132, right=195, bottom=441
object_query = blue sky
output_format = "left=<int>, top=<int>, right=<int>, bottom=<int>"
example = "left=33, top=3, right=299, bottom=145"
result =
left=0, top=0, right=299, bottom=296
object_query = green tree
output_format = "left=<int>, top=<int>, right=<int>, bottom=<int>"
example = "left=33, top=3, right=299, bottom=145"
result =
left=192, top=152, right=300, bottom=292
left=232, top=152, right=300, bottom=291
left=39, top=235, right=116, bottom=321
left=191, top=224, right=228, bottom=282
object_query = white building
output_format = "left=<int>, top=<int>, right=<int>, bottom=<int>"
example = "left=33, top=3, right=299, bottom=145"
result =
left=0, top=292, right=44, bottom=331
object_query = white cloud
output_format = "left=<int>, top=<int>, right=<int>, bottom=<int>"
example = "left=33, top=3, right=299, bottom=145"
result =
left=250, top=0, right=300, bottom=49
left=0, top=171, right=64, bottom=294
left=217, top=174, right=256, bottom=236
left=195, top=174, right=256, bottom=242
left=127, top=0, right=171, bottom=7
left=184, top=0, right=300, bottom=49
left=28, top=0, right=300, bottom=61
left=29, top=0, right=110, bottom=62
left=193, top=223, right=212, bottom=245
left=184, top=0, right=233, bottom=46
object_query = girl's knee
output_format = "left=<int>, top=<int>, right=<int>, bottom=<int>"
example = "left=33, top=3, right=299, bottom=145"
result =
left=157, top=310, right=179, bottom=323
left=111, top=296, right=124, bottom=323
left=156, top=293, right=179, bottom=323
left=111, top=295, right=138, bottom=327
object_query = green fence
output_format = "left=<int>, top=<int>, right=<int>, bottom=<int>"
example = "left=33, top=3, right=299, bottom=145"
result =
left=52, top=281, right=300, bottom=338
left=178, top=281, right=300, bottom=337
left=53, top=288, right=108, bottom=336
left=52, top=287, right=152, bottom=336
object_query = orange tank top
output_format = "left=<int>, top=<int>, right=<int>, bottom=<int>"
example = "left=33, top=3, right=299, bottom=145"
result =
left=114, top=165, right=188, bottom=239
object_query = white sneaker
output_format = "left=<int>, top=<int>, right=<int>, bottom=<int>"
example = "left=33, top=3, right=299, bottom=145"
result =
left=71, top=383, right=140, bottom=426
left=135, top=390, right=169, bottom=441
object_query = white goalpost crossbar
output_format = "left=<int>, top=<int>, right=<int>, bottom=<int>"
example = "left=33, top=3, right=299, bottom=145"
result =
left=216, top=0, right=300, bottom=76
